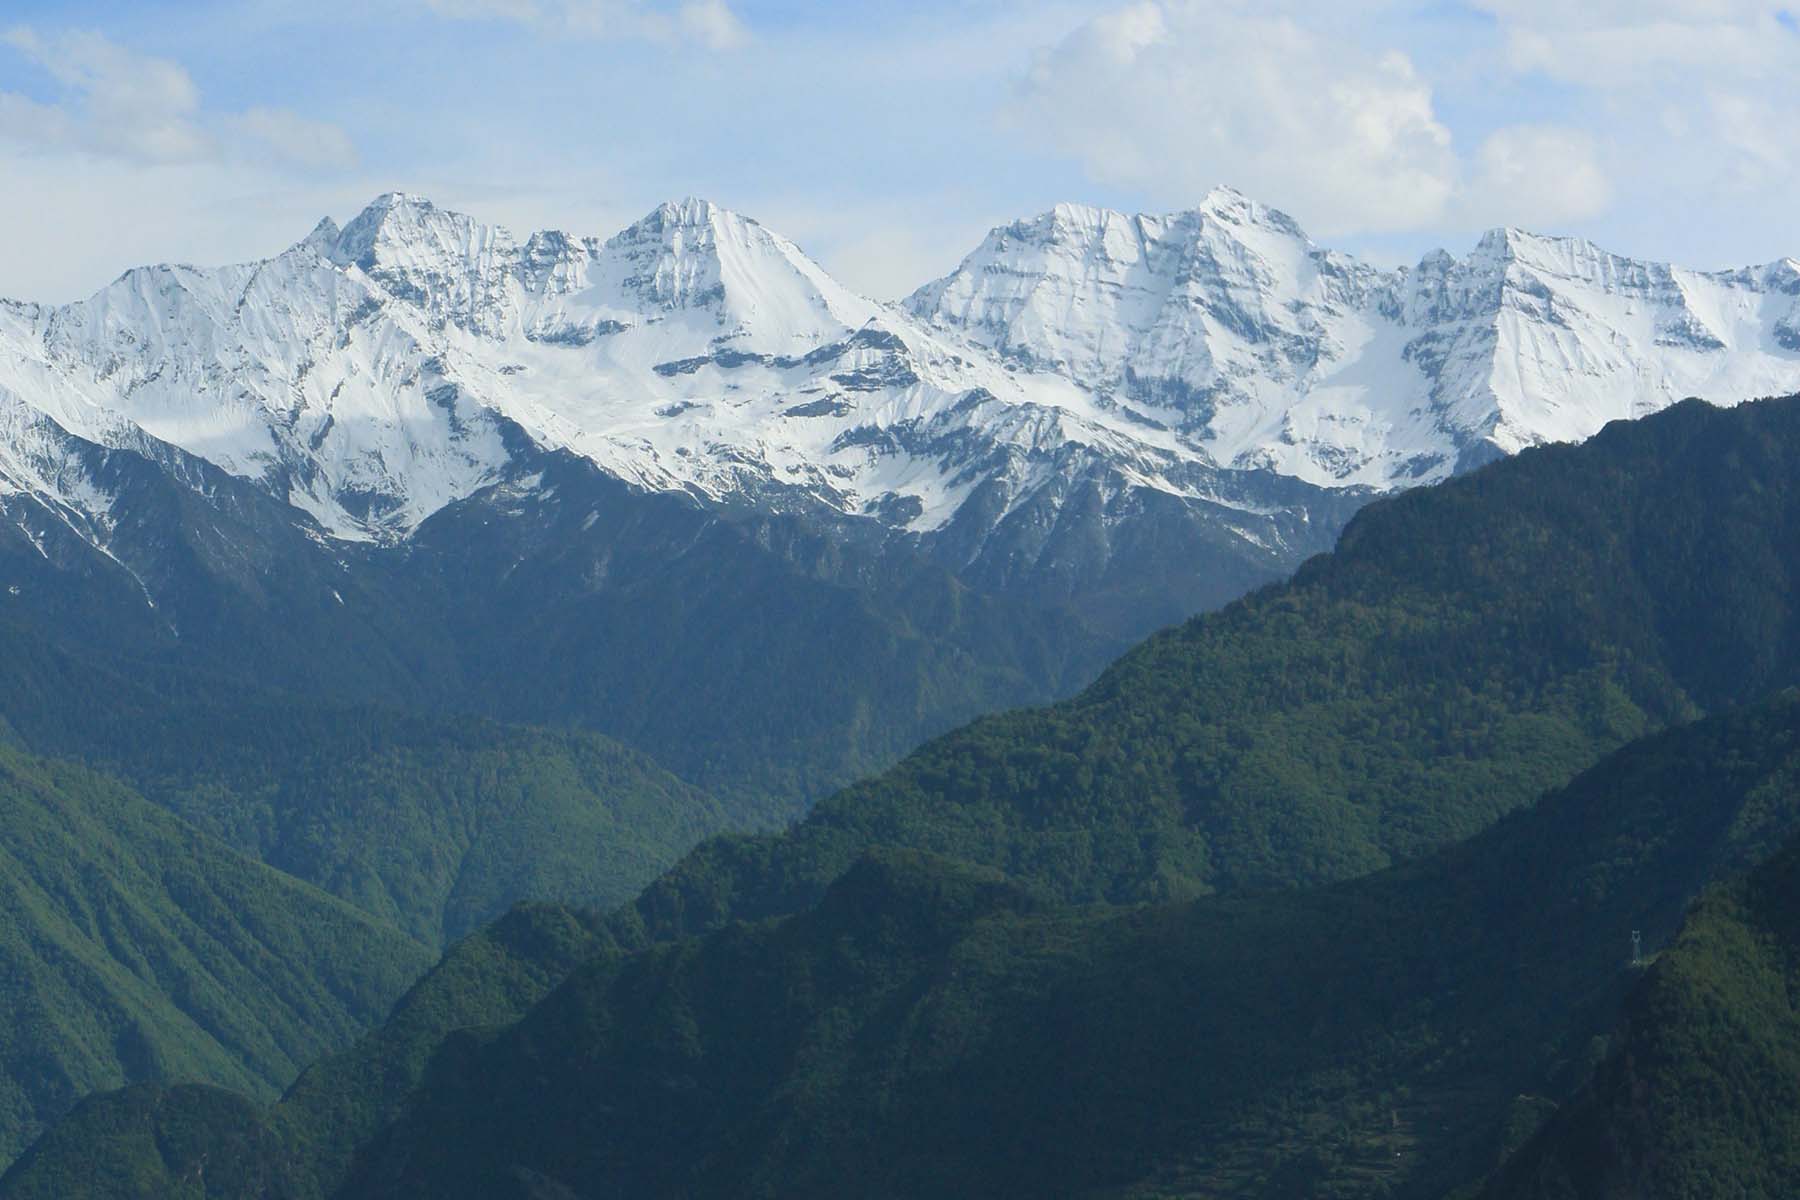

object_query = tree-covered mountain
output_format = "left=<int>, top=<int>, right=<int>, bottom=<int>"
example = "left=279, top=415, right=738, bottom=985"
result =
left=325, top=694, right=1800, bottom=1200
left=619, top=393, right=1800, bottom=942
left=1483, top=833, right=1800, bottom=1199
left=0, top=622, right=736, bottom=946
left=0, top=739, right=434, bottom=1169
left=23, top=689, right=1799, bottom=1199
left=0, top=903, right=613, bottom=1199
left=10, top=388, right=1800, bottom=1192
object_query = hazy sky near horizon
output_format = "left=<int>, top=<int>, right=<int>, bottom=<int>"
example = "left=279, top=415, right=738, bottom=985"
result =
left=2, top=0, right=1799, bottom=303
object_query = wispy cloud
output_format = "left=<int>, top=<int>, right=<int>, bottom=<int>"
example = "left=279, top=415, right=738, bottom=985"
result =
left=1007, top=0, right=1800, bottom=246
left=1460, top=124, right=1611, bottom=228
left=229, top=107, right=359, bottom=172
left=422, top=0, right=542, bottom=18
left=0, top=27, right=356, bottom=170
left=421, top=0, right=749, bottom=49
left=1010, top=2, right=1463, bottom=234
left=3, top=27, right=212, bottom=162
left=1471, top=1, right=1791, bottom=85
left=1459, top=1, right=1800, bottom=246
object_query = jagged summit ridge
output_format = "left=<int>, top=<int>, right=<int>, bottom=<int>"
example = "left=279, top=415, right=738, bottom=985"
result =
left=3, top=188, right=1800, bottom=559
left=911, top=194, right=1800, bottom=484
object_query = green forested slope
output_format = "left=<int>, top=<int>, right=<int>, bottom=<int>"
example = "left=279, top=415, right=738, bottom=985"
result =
left=0, top=904, right=614, bottom=1200
left=0, top=628, right=731, bottom=944
left=325, top=695, right=1800, bottom=1200
left=1484, top=835, right=1800, bottom=1199
left=20, top=694, right=1797, bottom=1200
left=0, top=742, right=434, bottom=1169
left=625, top=396, right=1800, bottom=941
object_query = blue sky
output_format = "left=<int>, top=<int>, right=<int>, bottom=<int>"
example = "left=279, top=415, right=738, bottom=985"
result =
left=3, top=1, right=1800, bottom=302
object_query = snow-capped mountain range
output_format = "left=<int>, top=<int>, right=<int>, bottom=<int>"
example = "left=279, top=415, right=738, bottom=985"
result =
left=4, top=185, right=1800, bottom=565
left=911, top=189, right=1800, bottom=484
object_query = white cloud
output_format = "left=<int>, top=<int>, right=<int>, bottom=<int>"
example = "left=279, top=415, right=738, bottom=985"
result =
left=0, top=27, right=355, bottom=172
left=1012, top=2, right=1458, bottom=234
left=1455, top=1, right=1800, bottom=253
left=1470, top=1, right=1793, bottom=84
left=0, top=91, right=76, bottom=150
left=1011, top=1, right=1763, bottom=242
left=3, top=27, right=212, bottom=162
left=230, top=108, right=359, bottom=171
left=1704, top=90, right=1800, bottom=190
left=677, top=1, right=748, bottom=50
left=424, top=0, right=750, bottom=47
left=422, top=0, right=543, bottom=18
left=1461, top=125, right=1611, bottom=228
left=0, top=26, right=365, bottom=302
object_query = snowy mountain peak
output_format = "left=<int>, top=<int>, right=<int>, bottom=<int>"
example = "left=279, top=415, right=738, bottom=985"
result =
left=1413, top=247, right=1455, bottom=273
left=326, top=193, right=459, bottom=266
left=1038, top=200, right=1122, bottom=232
left=1469, top=225, right=1608, bottom=274
left=1192, top=184, right=1307, bottom=239
left=596, top=196, right=878, bottom=341
left=640, top=195, right=736, bottom=231
left=320, top=193, right=521, bottom=325
left=1472, top=225, right=1527, bottom=257
left=296, top=216, right=342, bottom=258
